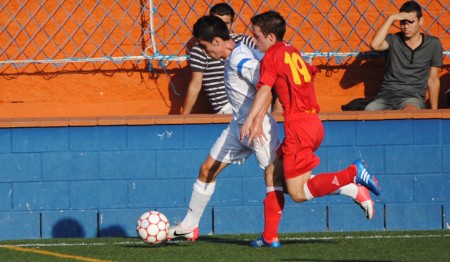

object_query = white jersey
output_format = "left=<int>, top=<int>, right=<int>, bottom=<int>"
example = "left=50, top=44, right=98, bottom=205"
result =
left=209, top=42, right=280, bottom=169
left=189, top=34, right=255, bottom=113
left=224, top=43, right=264, bottom=125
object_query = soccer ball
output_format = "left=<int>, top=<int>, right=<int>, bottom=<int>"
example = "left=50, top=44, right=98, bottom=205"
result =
left=136, top=211, right=170, bottom=244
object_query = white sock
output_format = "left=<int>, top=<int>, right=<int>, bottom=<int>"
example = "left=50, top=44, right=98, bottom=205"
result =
left=181, top=179, right=216, bottom=229
left=266, top=186, right=283, bottom=193
left=303, top=183, right=314, bottom=200
left=331, top=183, right=358, bottom=199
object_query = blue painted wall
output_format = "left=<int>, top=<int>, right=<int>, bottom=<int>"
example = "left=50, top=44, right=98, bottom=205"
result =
left=0, top=119, right=449, bottom=240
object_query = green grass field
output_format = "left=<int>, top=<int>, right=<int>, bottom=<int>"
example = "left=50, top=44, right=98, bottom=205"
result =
left=0, top=230, right=449, bottom=261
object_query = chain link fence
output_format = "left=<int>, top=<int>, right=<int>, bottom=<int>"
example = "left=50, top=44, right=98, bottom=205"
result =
left=1, top=0, right=448, bottom=74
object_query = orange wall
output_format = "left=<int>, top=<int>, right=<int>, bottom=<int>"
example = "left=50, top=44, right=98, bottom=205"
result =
left=0, top=0, right=448, bottom=118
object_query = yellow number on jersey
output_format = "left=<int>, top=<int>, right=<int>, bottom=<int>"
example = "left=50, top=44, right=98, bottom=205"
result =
left=284, top=52, right=311, bottom=84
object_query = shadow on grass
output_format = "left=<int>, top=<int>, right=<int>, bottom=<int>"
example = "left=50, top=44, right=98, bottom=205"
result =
left=164, top=235, right=335, bottom=247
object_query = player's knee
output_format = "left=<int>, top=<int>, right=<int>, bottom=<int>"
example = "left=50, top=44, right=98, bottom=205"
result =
left=199, top=162, right=220, bottom=183
left=198, top=163, right=211, bottom=180
left=289, top=192, right=307, bottom=203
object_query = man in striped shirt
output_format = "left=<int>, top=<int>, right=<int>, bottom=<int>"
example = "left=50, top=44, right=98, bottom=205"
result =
left=182, top=3, right=255, bottom=114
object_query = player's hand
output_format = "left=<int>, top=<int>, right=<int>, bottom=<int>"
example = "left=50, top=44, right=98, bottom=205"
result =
left=240, top=119, right=252, bottom=143
left=248, top=120, right=267, bottom=147
left=241, top=117, right=267, bottom=147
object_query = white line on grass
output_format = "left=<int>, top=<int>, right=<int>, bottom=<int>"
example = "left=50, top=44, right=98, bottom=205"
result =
left=282, top=234, right=450, bottom=241
left=0, top=241, right=143, bottom=248
left=2, top=233, right=449, bottom=248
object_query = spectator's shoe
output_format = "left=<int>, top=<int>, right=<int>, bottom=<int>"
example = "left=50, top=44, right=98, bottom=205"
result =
left=354, top=185, right=375, bottom=219
left=250, top=235, right=281, bottom=248
left=166, top=224, right=199, bottom=241
left=353, top=159, right=380, bottom=196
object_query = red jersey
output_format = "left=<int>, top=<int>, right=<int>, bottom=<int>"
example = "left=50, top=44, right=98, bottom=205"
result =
left=258, top=42, right=320, bottom=116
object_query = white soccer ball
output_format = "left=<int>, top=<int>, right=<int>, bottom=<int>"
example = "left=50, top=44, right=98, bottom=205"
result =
left=136, top=211, right=170, bottom=244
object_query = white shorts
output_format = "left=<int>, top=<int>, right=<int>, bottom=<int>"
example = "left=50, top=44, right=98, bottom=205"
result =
left=209, top=115, right=280, bottom=169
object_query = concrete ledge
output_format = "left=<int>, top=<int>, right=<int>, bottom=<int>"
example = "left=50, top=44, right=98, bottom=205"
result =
left=1, top=109, right=449, bottom=128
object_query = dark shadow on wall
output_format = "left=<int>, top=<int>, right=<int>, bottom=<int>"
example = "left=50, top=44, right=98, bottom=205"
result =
left=339, top=56, right=385, bottom=98
left=167, top=36, right=213, bottom=115
left=52, top=218, right=85, bottom=238
left=136, top=62, right=212, bottom=115
left=168, top=65, right=213, bottom=114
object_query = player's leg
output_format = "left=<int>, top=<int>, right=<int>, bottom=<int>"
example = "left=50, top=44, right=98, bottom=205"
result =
left=284, top=161, right=377, bottom=219
left=284, top=165, right=356, bottom=203
left=167, top=156, right=228, bottom=241
left=280, top=113, right=323, bottom=202
left=250, top=116, right=284, bottom=248
left=284, top=170, right=313, bottom=202
left=304, top=159, right=380, bottom=199
left=168, top=122, right=250, bottom=241
left=183, top=156, right=229, bottom=228
left=303, top=164, right=357, bottom=200
left=282, top=114, right=380, bottom=202
left=252, top=157, right=285, bottom=248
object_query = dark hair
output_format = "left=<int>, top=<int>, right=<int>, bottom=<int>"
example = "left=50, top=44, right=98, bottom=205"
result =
left=250, top=11, right=286, bottom=41
left=210, top=3, right=235, bottom=22
left=193, top=15, right=230, bottom=42
left=400, top=1, right=422, bottom=18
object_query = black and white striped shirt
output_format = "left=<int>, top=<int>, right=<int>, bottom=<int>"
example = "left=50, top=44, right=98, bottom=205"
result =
left=189, top=34, right=255, bottom=113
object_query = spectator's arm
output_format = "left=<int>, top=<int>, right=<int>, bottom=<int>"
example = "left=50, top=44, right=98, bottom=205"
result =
left=181, top=71, right=204, bottom=115
left=428, top=66, right=441, bottom=109
left=371, top=12, right=416, bottom=51
left=370, top=15, right=395, bottom=51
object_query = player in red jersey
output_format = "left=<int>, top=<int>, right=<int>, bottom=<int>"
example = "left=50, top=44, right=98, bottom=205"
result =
left=241, top=11, right=381, bottom=247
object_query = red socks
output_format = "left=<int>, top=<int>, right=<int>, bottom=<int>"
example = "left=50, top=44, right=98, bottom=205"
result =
left=262, top=190, right=285, bottom=242
left=306, top=165, right=356, bottom=198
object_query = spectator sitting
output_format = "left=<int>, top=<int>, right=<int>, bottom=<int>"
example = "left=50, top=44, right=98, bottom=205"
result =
left=365, top=0, right=443, bottom=111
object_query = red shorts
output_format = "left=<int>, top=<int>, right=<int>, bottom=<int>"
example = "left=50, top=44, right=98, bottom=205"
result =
left=277, top=113, right=324, bottom=179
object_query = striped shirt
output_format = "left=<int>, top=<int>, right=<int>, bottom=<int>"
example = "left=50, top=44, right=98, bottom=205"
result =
left=189, top=34, right=255, bottom=113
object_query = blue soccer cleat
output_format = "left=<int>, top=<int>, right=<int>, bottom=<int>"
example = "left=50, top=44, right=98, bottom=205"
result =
left=353, top=159, right=380, bottom=196
left=250, top=234, right=281, bottom=248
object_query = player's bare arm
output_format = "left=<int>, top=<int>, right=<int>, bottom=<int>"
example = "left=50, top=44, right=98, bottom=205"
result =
left=248, top=91, right=273, bottom=147
left=428, top=66, right=441, bottom=109
left=182, top=71, right=204, bottom=114
left=240, top=84, right=272, bottom=145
